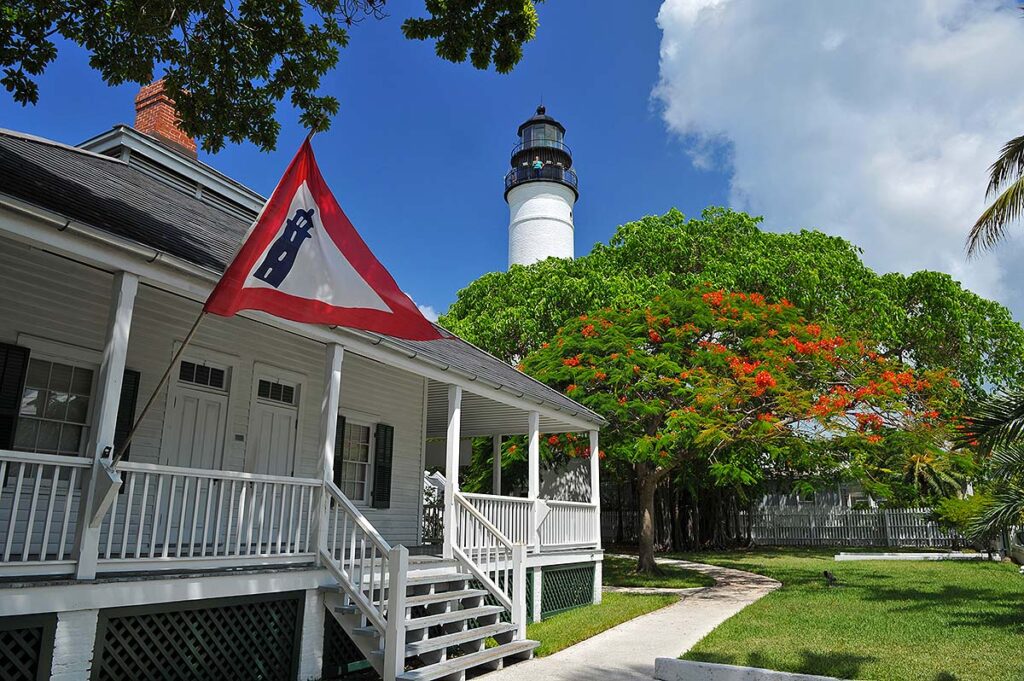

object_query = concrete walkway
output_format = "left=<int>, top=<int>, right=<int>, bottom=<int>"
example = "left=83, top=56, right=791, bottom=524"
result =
left=487, top=557, right=780, bottom=681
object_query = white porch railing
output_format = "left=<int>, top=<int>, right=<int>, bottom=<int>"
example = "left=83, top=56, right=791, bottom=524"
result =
left=460, top=492, right=534, bottom=547
left=96, top=462, right=321, bottom=570
left=458, top=493, right=601, bottom=553
left=540, top=500, right=600, bottom=549
left=320, top=480, right=394, bottom=632
left=451, top=491, right=526, bottom=635
left=0, top=451, right=90, bottom=570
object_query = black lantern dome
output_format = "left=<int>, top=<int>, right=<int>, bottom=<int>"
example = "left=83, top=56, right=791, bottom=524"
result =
left=504, top=106, right=578, bottom=200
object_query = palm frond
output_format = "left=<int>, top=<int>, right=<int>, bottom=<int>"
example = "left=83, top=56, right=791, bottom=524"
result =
left=959, top=388, right=1024, bottom=450
left=968, top=481, right=1024, bottom=537
left=985, top=134, right=1024, bottom=199
left=968, top=175, right=1024, bottom=256
left=990, top=443, right=1024, bottom=478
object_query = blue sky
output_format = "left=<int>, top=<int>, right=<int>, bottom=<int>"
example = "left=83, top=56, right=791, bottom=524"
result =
left=0, top=1, right=727, bottom=318
left=6, top=0, right=1024, bottom=321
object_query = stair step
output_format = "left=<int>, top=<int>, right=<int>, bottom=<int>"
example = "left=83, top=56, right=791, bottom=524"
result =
left=397, top=640, right=539, bottom=681
left=352, top=626, right=381, bottom=638
left=406, top=572, right=474, bottom=587
left=334, top=603, right=359, bottom=615
left=405, top=622, right=518, bottom=657
left=405, top=588, right=489, bottom=608
left=406, top=605, right=505, bottom=630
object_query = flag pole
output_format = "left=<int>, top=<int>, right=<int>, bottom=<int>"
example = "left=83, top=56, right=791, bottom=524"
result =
left=110, top=310, right=207, bottom=465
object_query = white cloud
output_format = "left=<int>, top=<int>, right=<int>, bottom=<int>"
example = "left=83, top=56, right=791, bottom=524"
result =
left=417, top=304, right=439, bottom=323
left=655, top=0, right=1024, bottom=314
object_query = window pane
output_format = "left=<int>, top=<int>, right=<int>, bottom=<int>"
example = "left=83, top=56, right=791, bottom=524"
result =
left=13, top=419, right=38, bottom=450
left=65, top=394, right=89, bottom=424
left=59, top=424, right=83, bottom=454
left=49, top=363, right=73, bottom=392
left=36, top=421, right=60, bottom=452
left=25, top=360, right=50, bottom=389
left=44, top=392, right=69, bottom=420
left=70, top=367, right=93, bottom=395
left=179, top=361, right=196, bottom=383
left=20, top=388, right=42, bottom=417
left=195, top=364, right=210, bottom=385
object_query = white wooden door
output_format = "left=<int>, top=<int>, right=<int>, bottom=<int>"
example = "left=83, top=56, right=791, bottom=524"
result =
left=162, top=386, right=228, bottom=470
left=248, top=401, right=297, bottom=476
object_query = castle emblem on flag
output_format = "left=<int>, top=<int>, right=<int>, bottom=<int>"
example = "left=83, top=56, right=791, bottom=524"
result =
left=254, top=208, right=316, bottom=288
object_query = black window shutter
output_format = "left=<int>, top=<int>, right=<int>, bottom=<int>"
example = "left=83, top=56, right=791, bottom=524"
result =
left=372, top=424, right=394, bottom=509
left=0, top=343, right=30, bottom=449
left=332, top=415, right=346, bottom=489
left=112, top=369, right=141, bottom=460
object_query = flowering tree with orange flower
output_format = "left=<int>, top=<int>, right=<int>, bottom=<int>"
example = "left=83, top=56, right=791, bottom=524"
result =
left=521, top=287, right=966, bottom=573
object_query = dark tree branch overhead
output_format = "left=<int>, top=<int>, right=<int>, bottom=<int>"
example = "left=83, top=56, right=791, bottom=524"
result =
left=0, top=0, right=541, bottom=152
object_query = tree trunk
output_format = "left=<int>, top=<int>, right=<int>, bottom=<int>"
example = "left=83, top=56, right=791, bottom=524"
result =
left=636, top=463, right=662, bottom=574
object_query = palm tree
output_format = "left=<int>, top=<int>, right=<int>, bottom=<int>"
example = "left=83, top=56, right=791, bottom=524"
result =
left=967, top=135, right=1024, bottom=256
left=961, top=389, right=1024, bottom=534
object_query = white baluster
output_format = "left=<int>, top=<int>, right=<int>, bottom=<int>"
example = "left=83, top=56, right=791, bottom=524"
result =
left=119, top=472, right=137, bottom=559
left=135, top=474, right=149, bottom=559
left=58, top=467, right=77, bottom=560
left=41, top=465, right=61, bottom=562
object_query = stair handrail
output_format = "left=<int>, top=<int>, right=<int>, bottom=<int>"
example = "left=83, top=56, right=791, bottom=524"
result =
left=321, top=480, right=393, bottom=632
left=452, top=491, right=519, bottom=614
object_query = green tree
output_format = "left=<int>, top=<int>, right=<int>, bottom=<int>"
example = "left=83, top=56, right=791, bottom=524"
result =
left=1, top=0, right=540, bottom=151
left=442, top=208, right=1024, bottom=394
left=521, top=287, right=964, bottom=572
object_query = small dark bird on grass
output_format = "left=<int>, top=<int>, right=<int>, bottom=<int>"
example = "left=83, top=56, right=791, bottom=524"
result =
left=823, top=570, right=840, bottom=587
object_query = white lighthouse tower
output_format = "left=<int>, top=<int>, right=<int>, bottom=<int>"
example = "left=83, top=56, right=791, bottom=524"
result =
left=505, top=106, right=579, bottom=267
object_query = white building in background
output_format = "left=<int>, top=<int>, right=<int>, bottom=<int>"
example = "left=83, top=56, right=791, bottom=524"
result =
left=505, top=106, right=579, bottom=267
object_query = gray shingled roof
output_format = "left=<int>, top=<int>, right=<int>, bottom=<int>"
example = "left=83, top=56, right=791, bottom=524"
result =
left=0, top=129, right=604, bottom=426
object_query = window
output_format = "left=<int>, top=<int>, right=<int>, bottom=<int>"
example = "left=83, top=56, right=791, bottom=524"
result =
left=178, top=360, right=226, bottom=390
left=14, top=358, right=94, bottom=455
left=338, top=422, right=372, bottom=502
left=257, top=379, right=296, bottom=406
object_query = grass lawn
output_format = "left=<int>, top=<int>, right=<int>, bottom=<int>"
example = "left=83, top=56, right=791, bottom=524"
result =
left=526, top=591, right=678, bottom=657
left=671, top=548, right=1024, bottom=681
left=603, top=553, right=715, bottom=589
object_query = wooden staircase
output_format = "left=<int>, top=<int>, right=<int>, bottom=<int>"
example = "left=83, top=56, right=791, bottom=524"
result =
left=322, top=558, right=538, bottom=680
left=318, top=481, right=535, bottom=680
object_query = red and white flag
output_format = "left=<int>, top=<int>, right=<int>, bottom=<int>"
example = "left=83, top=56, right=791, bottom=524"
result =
left=205, top=139, right=442, bottom=341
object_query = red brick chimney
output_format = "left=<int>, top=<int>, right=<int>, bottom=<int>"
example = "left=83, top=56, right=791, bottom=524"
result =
left=133, top=80, right=198, bottom=158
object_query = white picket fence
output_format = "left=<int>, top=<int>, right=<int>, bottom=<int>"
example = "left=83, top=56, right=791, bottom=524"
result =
left=744, top=508, right=964, bottom=548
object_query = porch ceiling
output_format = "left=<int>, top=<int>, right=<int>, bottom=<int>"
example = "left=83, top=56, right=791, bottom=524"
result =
left=425, top=379, right=593, bottom=437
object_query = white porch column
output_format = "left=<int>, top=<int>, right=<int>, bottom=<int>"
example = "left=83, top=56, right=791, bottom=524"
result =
left=297, top=589, right=326, bottom=681
left=75, top=271, right=138, bottom=580
left=590, top=429, right=603, bottom=603
left=590, top=429, right=601, bottom=538
left=443, top=385, right=462, bottom=559
left=491, top=435, right=502, bottom=496
left=314, top=343, right=344, bottom=563
left=50, top=609, right=99, bottom=681
left=528, top=411, right=541, bottom=550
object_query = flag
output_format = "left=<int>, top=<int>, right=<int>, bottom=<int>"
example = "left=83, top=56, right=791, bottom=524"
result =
left=204, top=139, right=442, bottom=341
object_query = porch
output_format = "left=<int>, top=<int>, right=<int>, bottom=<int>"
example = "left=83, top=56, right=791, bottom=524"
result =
left=0, top=223, right=603, bottom=681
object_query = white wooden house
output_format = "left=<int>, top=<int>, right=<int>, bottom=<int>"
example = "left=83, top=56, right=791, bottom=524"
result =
left=0, top=86, right=604, bottom=681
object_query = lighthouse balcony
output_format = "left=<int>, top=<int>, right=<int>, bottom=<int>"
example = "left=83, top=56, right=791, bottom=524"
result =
left=504, top=164, right=579, bottom=198
left=511, top=138, right=572, bottom=157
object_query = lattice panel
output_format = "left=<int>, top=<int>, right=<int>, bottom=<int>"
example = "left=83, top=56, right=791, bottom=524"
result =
left=0, top=615, right=54, bottom=681
left=322, top=610, right=375, bottom=680
left=93, top=593, right=302, bottom=681
left=541, top=564, right=595, bottom=618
